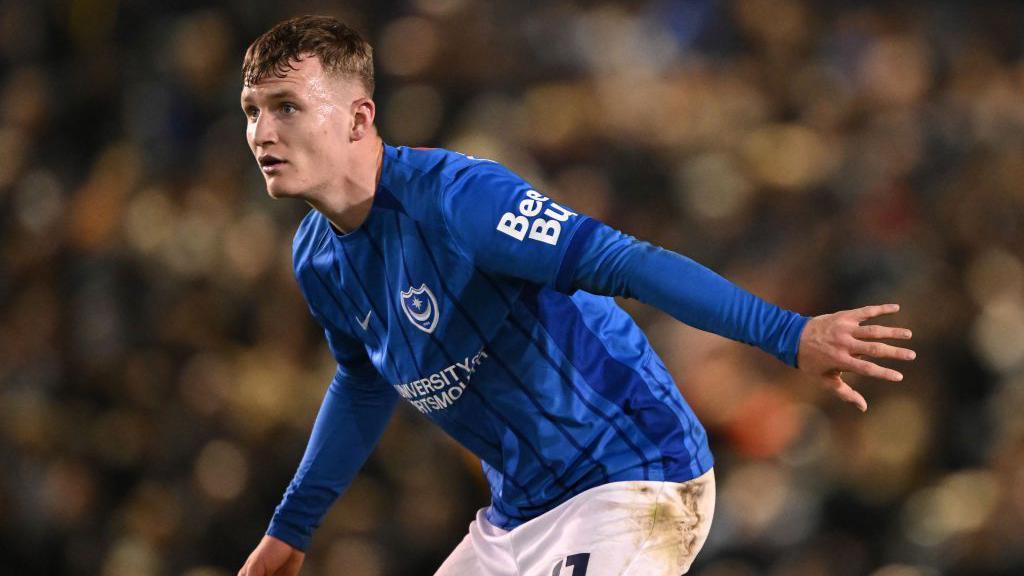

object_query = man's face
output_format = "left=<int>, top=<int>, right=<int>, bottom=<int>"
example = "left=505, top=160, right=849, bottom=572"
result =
left=241, top=56, right=356, bottom=199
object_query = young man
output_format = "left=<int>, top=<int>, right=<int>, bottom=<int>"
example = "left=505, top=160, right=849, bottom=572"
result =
left=236, top=15, right=915, bottom=576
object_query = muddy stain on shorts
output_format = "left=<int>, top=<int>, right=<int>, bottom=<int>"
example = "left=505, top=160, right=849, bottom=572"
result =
left=630, top=479, right=708, bottom=572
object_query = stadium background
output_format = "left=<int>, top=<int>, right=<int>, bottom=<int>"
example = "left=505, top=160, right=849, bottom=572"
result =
left=2, top=0, right=1023, bottom=574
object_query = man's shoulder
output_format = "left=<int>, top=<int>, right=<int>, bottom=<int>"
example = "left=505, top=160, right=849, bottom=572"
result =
left=390, top=145, right=480, bottom=174
left=380, top=145, right=508, bottom=234
left=388, top=145, right=513, bottom=191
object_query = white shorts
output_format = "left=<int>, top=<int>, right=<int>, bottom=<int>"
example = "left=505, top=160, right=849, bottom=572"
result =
left=435, top=467, right=715, bottom=576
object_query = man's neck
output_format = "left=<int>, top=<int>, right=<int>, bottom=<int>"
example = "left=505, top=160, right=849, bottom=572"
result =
left=309, top=134, right=384, bottom=235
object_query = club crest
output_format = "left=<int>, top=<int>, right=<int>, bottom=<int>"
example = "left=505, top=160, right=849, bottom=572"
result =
left=400, top=283, right=439, bottom=334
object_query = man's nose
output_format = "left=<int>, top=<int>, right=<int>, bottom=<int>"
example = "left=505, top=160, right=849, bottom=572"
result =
left=251, top=114, right=278, bottom=147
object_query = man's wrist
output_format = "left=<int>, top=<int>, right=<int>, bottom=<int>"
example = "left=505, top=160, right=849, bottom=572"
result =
left=781, top=314, right=811, bottom=369
left=267, top=517, right=311, bottom=552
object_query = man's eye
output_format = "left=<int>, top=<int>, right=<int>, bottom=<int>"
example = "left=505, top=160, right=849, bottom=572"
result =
left=281, top=103, right=297, bottom=114
left=245, top=107, right=259, bottom=120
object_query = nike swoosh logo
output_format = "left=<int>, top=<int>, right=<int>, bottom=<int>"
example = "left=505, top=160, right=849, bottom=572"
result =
left=357, top=310, right=372, bottom=331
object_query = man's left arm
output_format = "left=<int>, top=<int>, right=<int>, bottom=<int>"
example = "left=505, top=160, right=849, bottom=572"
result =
left=442, top=162, right=914, bottom=411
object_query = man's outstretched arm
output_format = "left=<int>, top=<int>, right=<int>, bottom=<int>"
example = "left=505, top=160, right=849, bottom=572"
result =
left=568, top=223, right=915, bottom=412
left=440, top=161, right=914, bottom=411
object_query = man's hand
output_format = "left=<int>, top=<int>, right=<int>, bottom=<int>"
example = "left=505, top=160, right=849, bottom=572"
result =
left=797, top=303, right=915, bottom=412
left=238, top=535, right=305, bottom=576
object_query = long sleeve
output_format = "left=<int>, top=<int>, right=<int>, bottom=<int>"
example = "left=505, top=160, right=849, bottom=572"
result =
left=439, top=160, right=808, bottom=366
left=568, top=222, right=809, bottom=367
left=267, top=367, right=398, bottom=551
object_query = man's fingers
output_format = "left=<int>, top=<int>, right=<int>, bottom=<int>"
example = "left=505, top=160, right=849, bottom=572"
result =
left=844, top=355, right=903, bottom=381
left=852, top=324, right=913, bottom=340
left=852, top=303, right=900, bottom=321
left=849, top=339, right=916, bottom=361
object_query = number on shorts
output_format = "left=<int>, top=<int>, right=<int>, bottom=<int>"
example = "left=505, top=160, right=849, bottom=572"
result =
left=550, top=553, right=590, bottom=576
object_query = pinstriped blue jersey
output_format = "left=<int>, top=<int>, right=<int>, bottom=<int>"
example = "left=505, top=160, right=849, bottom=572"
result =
left=271, top=144, right=807, bottom=550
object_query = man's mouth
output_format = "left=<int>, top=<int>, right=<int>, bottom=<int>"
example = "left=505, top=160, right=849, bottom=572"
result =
left=258, top=155, right=286, bottom=174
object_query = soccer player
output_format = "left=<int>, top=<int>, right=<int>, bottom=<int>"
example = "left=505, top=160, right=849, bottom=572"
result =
left=236, top=15, right=915, bottom=576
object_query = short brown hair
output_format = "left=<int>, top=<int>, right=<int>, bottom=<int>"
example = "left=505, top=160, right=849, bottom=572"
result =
left=242, top=15, right=374, bottom=95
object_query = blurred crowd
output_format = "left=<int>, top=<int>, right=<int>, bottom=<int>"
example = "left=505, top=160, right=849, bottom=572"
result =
left=2, top=0, right=1024, bottom=574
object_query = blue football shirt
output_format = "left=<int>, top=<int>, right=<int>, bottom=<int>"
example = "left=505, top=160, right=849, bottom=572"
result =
left=269, top=144, right=808, bottom=550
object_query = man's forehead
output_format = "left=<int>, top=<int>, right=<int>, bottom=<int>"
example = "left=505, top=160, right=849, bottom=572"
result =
left=243, top=55, right=316, bottom=91
left=240, top=57, right=348, bottom=102
left=241, top=78, right=301, bottom=102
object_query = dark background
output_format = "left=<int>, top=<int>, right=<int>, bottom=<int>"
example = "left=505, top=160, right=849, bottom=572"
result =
left=2, top=0, right=1023, bottom=574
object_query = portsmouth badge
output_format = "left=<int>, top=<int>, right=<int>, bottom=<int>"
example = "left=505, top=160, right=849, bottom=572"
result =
left=400, top=283, right=439, bottom=334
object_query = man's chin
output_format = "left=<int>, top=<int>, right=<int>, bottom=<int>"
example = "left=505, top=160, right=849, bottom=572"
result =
left=265, top=181, right=303, bottom=200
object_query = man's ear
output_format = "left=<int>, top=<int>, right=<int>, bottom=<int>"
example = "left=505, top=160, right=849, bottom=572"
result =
left=351, top=97, right=376, bottom=141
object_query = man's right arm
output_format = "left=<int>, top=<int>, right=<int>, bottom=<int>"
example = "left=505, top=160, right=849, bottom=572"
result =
left=266, top=366, right=398, bottom=551
left=239, top=364, right=396, bottom=576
